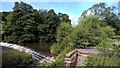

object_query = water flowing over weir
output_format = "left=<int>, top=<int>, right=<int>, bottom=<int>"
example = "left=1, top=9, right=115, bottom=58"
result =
left=0, top=42, right=55, bottom=64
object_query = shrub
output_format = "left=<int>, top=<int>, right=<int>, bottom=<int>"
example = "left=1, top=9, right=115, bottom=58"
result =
left=51, top=22, right=73, bottom=57
left=56, top=22, right=73, bottom=43
left=50, top=46, right=74, bottom=67
left=2, top=51, right=32, bottom=68
left=51, top=43, right=65, bottom=57
left=85, top=39, right=120, bottom=66
left=72, top=15, right=115, bottom=48
left=84, top=54, right=120, bottom=66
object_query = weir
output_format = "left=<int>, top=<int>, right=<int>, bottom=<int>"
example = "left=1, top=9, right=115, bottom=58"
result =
left=0, top=42, right=55, bottom=63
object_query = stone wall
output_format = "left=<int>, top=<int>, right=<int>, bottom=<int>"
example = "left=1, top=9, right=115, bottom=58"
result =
left=64, top=49, right=78, bottom=68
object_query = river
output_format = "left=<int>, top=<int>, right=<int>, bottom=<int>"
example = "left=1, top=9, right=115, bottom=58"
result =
left=20, top=43, right=53, bottom=54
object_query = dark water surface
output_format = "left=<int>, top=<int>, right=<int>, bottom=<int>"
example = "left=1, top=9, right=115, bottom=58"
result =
left=20, top=43, right=53, bottom=54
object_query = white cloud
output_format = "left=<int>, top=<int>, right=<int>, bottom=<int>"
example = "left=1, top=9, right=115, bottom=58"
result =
left=69, top=13, right=82, bottom=26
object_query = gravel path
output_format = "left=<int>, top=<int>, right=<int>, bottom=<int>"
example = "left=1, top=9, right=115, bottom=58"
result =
left=76, top=54, right=87, bottom=67
left=76, top=48, right=100, bottom=67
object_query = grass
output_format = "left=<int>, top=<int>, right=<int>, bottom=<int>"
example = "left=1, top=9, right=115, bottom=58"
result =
left=2, top=49, right=32, bottom=68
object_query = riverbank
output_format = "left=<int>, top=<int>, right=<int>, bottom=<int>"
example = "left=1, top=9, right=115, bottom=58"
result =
left=1, top=46, right=33, bottom=68
left=0, top=42, right=55, bottom=68
left=0, top=42, right=55, bottom=63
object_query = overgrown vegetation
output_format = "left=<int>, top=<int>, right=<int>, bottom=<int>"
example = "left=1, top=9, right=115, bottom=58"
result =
left=2, top=2, right=71, bottom=44
left=77, top=3, right=120, bottom=66
left=49, top=22, right=74, bottom=67
left=50, top=2, right=120, bottom=67
left=51, top=22, right=73, bottom=57
left=84, top=39, right=120, bottom=66
left=1, top=1, right=120, bottom=67
left=72, top=15, right=115, bottom=48
left=2, top=50, right=32, bottom=68
left=80, top=3, right=120, bottom=35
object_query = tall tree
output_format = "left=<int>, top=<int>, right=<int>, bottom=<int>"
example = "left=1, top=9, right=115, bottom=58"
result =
left=13, top=1, right=33, bottom=12
left=3, top=2, right=36, bottom=43
left=73, top=15, right=115, bottom=48
left=79, top=3, right=120, bottom=35
left=3, top=2, right=71, bottom=43
left=58, top=13, right=71, bottom=24
left=38, top=9, right=60, bottom=42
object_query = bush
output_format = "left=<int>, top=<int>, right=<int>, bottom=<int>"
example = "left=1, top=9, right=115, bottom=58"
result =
left=84, top=54, right=120, bottom=66
left=42, top=46, right=74, bottom=67
left=85, top=39, right=120, bottom=66
left=51, top=22, right=73, bottom=57
left=51, top=43, right=65, bottom=57
left=56, top=22, right=73, bottom=43
left=2, top=51, right=33, bottom=68
left=72, top=15, right=115, bottom=48
left=50, top=47, right=74, bottom=67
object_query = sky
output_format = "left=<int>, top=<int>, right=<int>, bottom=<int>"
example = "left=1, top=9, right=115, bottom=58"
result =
left=0, top=0, right=119, bottom=25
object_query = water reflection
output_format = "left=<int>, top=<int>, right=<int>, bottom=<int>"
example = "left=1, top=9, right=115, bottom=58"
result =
left=20, top=43, right=53, bottom=54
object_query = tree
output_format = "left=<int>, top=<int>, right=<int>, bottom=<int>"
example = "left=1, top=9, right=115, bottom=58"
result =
left=73, top=15, right=115, bottom=48
left=79, top=3, right=120, bottom=35
left=13, top=1, right=33, bottom=12
left=51, top=22, right=73, bottom=56
left=1, top=12, right=10, bottom=21
left=38, top=9, right=60, bottom=42
left=58, top=13, right=71, bottom=24
left=3, top=2, right=71, bottom=43
left=56, top=22, right=73, bottom=43
left=3, top=2, right=37, bottom=43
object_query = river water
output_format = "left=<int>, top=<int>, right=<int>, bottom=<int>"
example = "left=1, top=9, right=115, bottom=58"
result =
left=20, top=43, right=52, bottom=54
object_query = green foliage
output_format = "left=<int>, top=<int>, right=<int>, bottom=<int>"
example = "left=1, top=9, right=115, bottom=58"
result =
left=50, top=22, right=74, bottom=66
left=41, top=47, right=73, bottom=68
left=3, top=2, right=71, bottom=43
left=38, top=9, right=61, bottom=42
left=3, top=11, right=38, bottom=43
left=1, top=12, right=10, bottom=21
left=85, top=39, right=120, bottom=66
left=50, top=46, right=74, bottom=67
left=51, top=22, right=73, bottom=56
left=56, top=22, right=73, bottom=43
left=80, top=2, right=120, bottom=35
left=72, top=15, right=115, bottom=48
left=13, top=1, right=33, bottom=12
left=51, top=43, right=65, bottom=57
left=84, top=54, right=120, bottom=66
left=58, top=13, right=71, bottom=24
left=97, top=39, right=120, bottom=57
left=2, top=51, right=32, bottom=68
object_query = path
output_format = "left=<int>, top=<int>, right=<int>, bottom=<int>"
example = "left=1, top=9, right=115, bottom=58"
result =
left=76, top=48, right=101, bottom=67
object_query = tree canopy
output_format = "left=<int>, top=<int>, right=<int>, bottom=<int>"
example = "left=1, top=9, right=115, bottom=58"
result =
left=2, top=1, right=71, bottom=43
left=79, top=3, right=120, bottom=35
left=73, top=15, right=115, bottom=48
